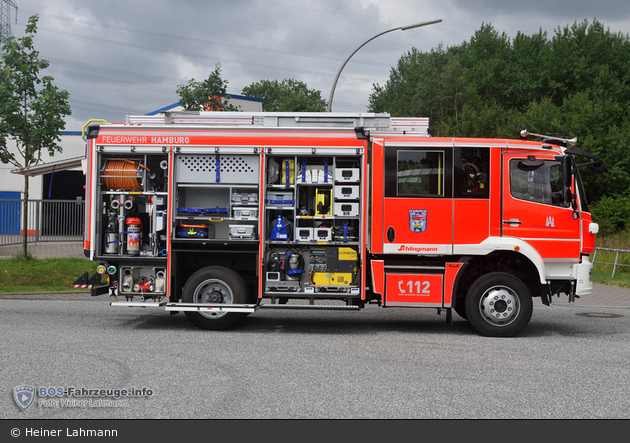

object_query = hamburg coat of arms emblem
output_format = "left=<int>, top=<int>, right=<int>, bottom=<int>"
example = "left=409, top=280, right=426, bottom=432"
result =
left=409, top=210, right=427, bottom=233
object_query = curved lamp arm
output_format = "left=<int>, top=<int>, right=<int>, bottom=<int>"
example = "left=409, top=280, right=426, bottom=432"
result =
left=326, top=18, right=442, bottom=112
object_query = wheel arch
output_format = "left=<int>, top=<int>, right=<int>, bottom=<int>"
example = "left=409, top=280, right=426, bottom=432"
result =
left=453, top=249, right=543, bottom=311
left=172, top=250, right=258, bottom=303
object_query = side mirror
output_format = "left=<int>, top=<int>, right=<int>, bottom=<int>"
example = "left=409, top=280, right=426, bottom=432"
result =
left=563, top=157, right=579, bottom=216
left=563, top=157, right=573, bottom=205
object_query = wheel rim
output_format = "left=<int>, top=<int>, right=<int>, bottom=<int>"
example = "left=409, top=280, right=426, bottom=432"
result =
left=478, top=285, right=521, bottom=327
left=193, top=278, right=234, bottom=319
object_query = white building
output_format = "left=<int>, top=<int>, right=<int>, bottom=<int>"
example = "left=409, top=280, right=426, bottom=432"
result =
left=0, top=95, right=264, bottom=202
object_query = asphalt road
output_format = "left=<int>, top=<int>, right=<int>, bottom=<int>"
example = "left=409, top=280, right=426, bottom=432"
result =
left=1, top=299, right=629, bottom=420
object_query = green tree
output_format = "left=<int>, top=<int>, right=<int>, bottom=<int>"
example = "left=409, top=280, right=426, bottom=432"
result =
left=176, top=63, right=239, bottom=111
left=589, top=195, right=630, bottom=236
left=0, top=15, right=71, bottom=259
left=241, top=78, right=326, bottom=112
left=368, top=45, right=466, bottom=131
left=368, top=19, right=630, bottom=222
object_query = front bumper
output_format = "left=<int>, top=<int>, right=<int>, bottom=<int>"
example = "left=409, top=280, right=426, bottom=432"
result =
left=575, top=256, right=594, bottom=296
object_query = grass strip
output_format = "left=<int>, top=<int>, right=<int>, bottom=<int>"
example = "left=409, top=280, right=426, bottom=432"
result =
left=0, top=257, right=98, bottom=293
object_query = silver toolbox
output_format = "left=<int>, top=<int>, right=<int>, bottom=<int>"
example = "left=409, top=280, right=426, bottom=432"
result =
left=334, top=185, right=359, bottom=200
left=314, top=227, right=332, bottom=242
left=233, top=207, right=259, bottom=220
left=334, top=202, right=359, bottom=217
left=265, top=191, right=295, bottom=207
left=229, top=224, right=257, bottom=240
left=334, top=168, right=360, bottom=183
left=231, top=192, right=259, bottom=204
left=296, top=227, right=314, bottom=242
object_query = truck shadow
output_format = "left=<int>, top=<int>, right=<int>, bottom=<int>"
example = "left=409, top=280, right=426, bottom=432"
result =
left=123, top=309, right=479, bottom=336
left=115, top=306, right=624, bottom=337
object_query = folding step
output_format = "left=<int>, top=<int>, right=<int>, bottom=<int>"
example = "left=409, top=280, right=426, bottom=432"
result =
left=259, top=304, right=361, bottom=311
left=110, top=301, right=167, bottom=308
left=164, top=303, right=257, bottom=313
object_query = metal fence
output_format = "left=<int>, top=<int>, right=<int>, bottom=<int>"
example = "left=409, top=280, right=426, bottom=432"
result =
left=0, top=198, right=84, bottom=246
left=592, top=247, right=630, bottom=278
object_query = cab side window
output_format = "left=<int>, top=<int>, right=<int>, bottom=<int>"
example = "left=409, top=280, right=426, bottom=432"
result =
left=397, top=150, right=444, bottom=196
left=385, top=147, right=452, bottom=198
left=454, top=147, right=490, bottom=198
left=510, top=159, right=568, bottom=207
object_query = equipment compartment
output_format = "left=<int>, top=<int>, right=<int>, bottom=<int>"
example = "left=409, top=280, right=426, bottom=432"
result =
left=119, top=266, right=167, bottom=296
left=261, top=153, right=364, bottom=298
left=97, top=153, right=169, bottom=258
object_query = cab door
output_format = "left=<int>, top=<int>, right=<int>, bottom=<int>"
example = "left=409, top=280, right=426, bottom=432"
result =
left=453, top=144, right=492, bottom=248
left=501, top=152, right=581, bottom=260
left=381, top=140, right=453, bottom=255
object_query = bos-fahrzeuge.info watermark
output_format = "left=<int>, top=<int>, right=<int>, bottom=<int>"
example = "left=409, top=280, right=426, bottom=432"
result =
left=13, top=385, right=154, bottom=411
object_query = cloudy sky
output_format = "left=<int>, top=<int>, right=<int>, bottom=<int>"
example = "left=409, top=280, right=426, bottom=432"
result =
left=4, top=0, right=630, bottom=130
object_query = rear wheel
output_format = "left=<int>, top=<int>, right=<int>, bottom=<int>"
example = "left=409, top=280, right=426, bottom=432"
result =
left=465, top=272, right=533, bottom=337
left=182, top=266, right=249, bottom=330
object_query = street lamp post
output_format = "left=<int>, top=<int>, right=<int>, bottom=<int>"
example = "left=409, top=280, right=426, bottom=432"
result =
left=326, top=18, right=442, bottom=112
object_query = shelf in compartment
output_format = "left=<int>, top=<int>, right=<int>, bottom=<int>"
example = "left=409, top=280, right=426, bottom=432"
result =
left=101, top=191, right=168, bottom=195
left=266, top=184, right=295, bottom=190
left=96, top=254, right=167, bottom=261
left=171, top=238, right=259, bottom=245
left=177, top=183, right=249, bottom=188
left=175, top=216, right=258, bottom=222
left=264, top=206, right=296, bottom=211
left=267, top=240, right=359, bottom=246
left=295, top=216, right=358, bottom=220
left=294, top=182, right=333, bottom=186
left=262, top=290, right=360, bottom=297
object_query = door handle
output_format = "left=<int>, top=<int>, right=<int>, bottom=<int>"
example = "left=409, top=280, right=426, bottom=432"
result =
left=503, top=218, right=523, bottom=225
left=386, top=226, right=395, bottom=243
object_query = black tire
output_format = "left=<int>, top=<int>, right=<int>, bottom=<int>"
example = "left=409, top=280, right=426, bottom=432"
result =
left=182, top=266, right=249, bottom=330
left=465, top=272, right=533, bottom=337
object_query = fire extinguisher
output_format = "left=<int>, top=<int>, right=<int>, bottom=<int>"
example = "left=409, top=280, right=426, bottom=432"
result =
left=126, top=217, right=142, bottom=256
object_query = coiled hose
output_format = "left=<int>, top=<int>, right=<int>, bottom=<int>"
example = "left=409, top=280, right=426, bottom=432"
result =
left=102, top=160, right=150, bottom=191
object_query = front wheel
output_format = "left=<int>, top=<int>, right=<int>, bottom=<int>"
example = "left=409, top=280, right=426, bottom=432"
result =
left=182, top=266, right=249, bottom=330
left=465, top=272, right=533, bottom=337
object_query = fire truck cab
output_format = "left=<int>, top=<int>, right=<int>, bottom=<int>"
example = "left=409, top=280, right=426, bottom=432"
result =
left=79, top=112, right=602, bottom=337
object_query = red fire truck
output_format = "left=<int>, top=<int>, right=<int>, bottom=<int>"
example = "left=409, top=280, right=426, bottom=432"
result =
left=76, top=111, right=603, bottom=337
